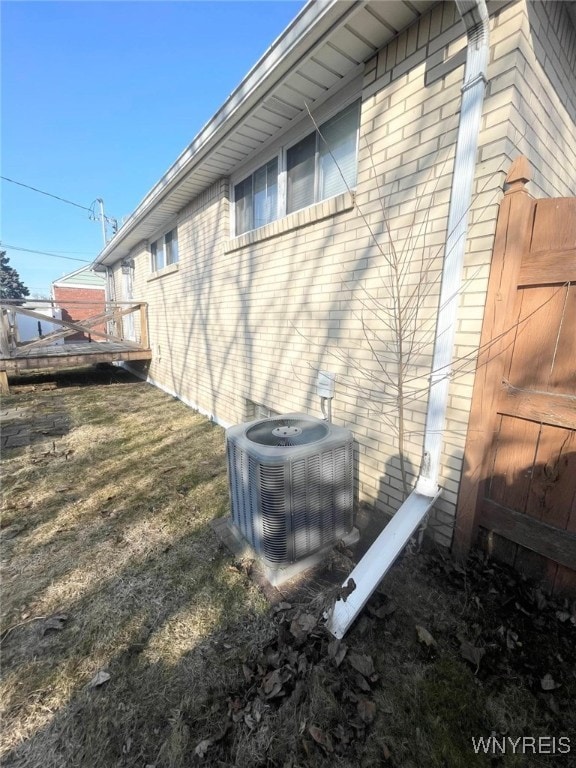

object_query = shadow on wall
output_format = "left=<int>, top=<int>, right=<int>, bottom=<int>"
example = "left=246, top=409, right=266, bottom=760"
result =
left=351, top=453, right=418, bottom=559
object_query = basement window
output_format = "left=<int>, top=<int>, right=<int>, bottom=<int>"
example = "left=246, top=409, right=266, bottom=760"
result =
left=246, top=400, right=280, bottom=420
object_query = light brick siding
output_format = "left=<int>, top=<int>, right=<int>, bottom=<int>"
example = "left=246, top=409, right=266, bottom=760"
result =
left=111, top=1, right=575, bottom=549
left=52, top=286, right=106, bottom=342
left=505, top=0, right=576, bottom=198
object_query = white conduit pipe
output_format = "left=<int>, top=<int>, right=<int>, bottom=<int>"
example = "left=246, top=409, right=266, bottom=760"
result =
left=327, top=0, right=490, bottom=639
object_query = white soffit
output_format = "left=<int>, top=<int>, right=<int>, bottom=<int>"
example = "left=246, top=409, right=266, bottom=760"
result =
left=95, top=0, right=436, bottom=266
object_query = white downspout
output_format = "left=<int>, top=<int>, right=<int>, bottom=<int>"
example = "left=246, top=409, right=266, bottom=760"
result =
left=416, top=0, right=490, bottom=495
left=327, top=0, right=490, bottom=639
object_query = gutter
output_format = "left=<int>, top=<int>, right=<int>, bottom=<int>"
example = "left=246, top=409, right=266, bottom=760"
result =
left=327, top=0, right=490, bottom=639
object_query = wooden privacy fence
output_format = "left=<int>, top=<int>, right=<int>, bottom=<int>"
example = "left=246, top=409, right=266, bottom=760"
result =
left=454, top=157, right=576, bottom=596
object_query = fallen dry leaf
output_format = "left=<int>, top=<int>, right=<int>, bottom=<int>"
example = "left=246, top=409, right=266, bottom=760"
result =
left=357, top=698, right=376, bottom=724
left=460, top=640, right=485, bottom=670
left=308, top=725, right=334, bottom=753
left=327, top=638, right=348, bottom=668
left=555, top=611, right=571, bottom=623
left=353, top=673, right=371, bottom=693
left=262, top=667, right=290, bottom=699
left=41, top=614, right=68, bottom=635
left=87, top=670, right=111, bottom=688
left=368, top=603, right=396, bottom=619
left=289, top=612, right=317, bottom=641
left=347, top=652, right=375, bottom=677
left=541, top=673, right=561, bottom=691
left=416, top=625, right=437, bottom=647
left=194, top=738, right=213, bottom=759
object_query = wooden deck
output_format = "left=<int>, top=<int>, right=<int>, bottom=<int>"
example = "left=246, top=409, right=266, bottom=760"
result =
left=0, top=341, right=152, bottom=374
left=0, top=299, right=152, bottom=392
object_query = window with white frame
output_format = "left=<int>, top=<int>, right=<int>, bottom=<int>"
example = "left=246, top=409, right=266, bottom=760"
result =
left=234, top=158, right=278, bottom=236
left=233, top=99, right=360, bottom=236
left=151, top=228, right=179, bottom=272
left=287, top=100, right=360, bottom=214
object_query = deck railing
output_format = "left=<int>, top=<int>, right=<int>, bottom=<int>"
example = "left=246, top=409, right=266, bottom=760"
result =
left=0, top=299, right=149, bottom=358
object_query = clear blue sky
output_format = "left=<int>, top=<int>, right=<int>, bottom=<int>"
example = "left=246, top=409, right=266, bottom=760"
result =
left=1, top=0, right=305, bottom=297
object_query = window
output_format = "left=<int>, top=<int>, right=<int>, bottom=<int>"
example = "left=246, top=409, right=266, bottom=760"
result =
left=151, top=228, right=178, bottom=271
left=232, top=100, right=360, bottom=236
left=235, top=158, right=278, bottom=235
left=165, top=229, right=178, bottom=265
left=287, top=100, right=360, bottom=214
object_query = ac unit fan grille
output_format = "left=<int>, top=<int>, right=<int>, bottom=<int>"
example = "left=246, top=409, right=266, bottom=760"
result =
left=246, top=417, right=329, bottom=446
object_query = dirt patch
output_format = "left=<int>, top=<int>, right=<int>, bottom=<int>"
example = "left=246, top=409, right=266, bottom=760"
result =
left=1, top=367, right=575, bottom=767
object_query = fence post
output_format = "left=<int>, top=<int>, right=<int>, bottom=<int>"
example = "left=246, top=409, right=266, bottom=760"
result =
left=139, top=303, right=149, bottom=349
left=0, top=309, right=12, bottom=357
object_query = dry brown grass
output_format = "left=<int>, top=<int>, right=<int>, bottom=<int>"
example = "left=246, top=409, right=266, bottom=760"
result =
left=1, top=367, right=575, bottom=768
left=1, top=367, right=268, bottom=767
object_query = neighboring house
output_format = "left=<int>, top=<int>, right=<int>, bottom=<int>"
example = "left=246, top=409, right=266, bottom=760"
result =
left=92, top=0, right=576, bottom=573
left=51, top=266, right=106, bottom=343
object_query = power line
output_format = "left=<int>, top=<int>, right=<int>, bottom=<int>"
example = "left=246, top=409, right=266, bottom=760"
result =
left=0, top=243, right=93, bottom=264
left=1, top=175, right=96, bottom=213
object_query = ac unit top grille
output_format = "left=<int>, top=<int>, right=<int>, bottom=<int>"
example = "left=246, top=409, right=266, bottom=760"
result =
left=246, top=416, right=329, bottom=447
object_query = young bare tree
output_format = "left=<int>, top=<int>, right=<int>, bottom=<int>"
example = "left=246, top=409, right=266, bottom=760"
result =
left=293, top=109, right=507, bottom=499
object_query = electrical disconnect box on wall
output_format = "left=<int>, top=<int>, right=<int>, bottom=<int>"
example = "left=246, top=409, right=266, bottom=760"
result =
left=317, top=371, right=335, bottom=399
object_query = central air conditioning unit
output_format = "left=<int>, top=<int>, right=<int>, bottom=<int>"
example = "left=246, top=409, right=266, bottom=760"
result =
left=226, top=413, right=355, bottom=585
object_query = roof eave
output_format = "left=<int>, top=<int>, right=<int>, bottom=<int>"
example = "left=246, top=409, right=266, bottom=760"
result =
left=92, top=0, right=359, bottom=268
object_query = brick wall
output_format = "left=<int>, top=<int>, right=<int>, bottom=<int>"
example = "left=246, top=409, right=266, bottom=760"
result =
left=52, top=286, right=106, bottom=343
left=501, top=0, right=576, bottom=198
left=112, top=0, right=575, bottom=549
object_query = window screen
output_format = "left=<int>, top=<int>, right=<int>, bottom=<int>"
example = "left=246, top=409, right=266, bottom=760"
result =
left=286, top=100, right=360, bottom=215
left=165, top=229, right=179, bottom=265
left=151, top=240, right=165, bottom=271
left=286, top=132, right=316, bottom=214
left=318, top=101, right=360, bottom=200
left=235, top=158, right=278, bottom=235
left=254, top=159, right=278, bottom=229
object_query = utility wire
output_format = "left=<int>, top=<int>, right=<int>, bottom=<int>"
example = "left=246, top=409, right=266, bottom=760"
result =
left=1, top=175, right=95, bottom=213
left=0, top=243, right=93, bottom=264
